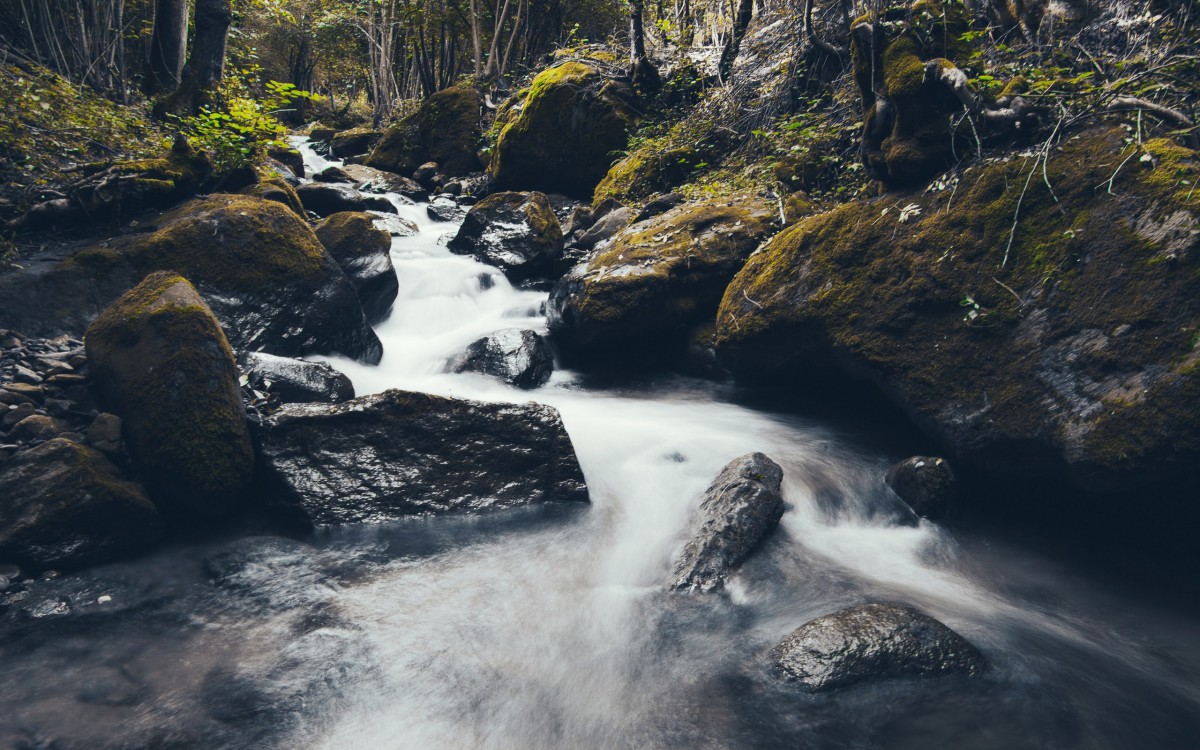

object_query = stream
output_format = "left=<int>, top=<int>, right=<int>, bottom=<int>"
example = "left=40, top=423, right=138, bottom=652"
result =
left=1, top=141, right=1198, bottom=749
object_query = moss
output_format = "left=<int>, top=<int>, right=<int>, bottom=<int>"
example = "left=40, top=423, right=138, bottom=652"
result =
left=314, top=211, right=391, bottom=261
left=717, top=127, right=1200, bottom=482
left=85, top=272, right=254, bottom=516
left=593, top=146, right=697, bottom=206
left=489, top=62, right=636, bottom=198
left=366, top=82, right=484, bottom=175
left=240, top=174, right=305, bottom=217
left=73, top=194, right=327, bottom=292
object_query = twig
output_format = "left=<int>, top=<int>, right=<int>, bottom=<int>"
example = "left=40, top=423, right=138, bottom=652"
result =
left=992, top=276, right=1022, bottom=306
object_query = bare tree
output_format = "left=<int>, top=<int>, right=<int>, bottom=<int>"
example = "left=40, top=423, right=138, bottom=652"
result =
left=145, top=0, right=188, bottom=95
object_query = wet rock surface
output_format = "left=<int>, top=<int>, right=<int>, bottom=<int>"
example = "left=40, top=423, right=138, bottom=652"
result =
left=448, top=191, right=564, bottom=283
left=240, top=351, right=354, bottom=404
left=256, top=389, right=589, bottom=526
left=314, top=211, right=398, bottom=324
left=296, top=182, right=397, bottom=217
left=447, top=329, right=554, bottom=389
left=771, top=603, right=988, bottom=692
left=670, top=452, right=785, bottom=593
left=426, top=194, right=467, bottom=222
left=886, top=456, right=955, bottom=519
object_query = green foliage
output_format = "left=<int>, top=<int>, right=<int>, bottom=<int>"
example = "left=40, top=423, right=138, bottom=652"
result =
left=176, top=73, right=317, bottom=173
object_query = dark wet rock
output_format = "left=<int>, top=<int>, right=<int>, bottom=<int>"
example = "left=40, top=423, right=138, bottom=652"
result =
left=241, top=352, right=354, bottom=404
left=295, top=183, right=396, bottom=217
left=886, top=456, right=955, bottom=520
left=447, top=329, right=554, bottom=389
left=313, top=165, right=354, bottom=183
left=771, top=603, right=988, bottom=692
left=314, top=212, right=398, bottom=324
left=86, top=273, right=255, bottom=518
left=571, top=205, right=635, bottom=251
left=256, top=389, right=589, bottom=527
left=366, top=83, right=484, bottom=177
left=670, top=452, right=785, bottom=593
left=426, top=195, right=466, bottom=222
left=716, top=129, right=1200, bottom=491
left=339, top=164, right=428, bottom=200
left=0, top=438, right=163, bottom=570
left=267, top=145, right=305, bottom=178
left=489, top=62, right=636, bottom=198
left=448, top=192, right=563, bottom=282
left=0, top=194, right=383, bottom=364
left=370, top=212, right=419, bottom=237
left=562, top=205, right=595, bottom=237
left=2, top=402, right=35, bottom=428
left=330, top=127, right=381, bottom=158
left=549, top=196, right=777, bottom=364
left=413, top=161, right=438, bottom=185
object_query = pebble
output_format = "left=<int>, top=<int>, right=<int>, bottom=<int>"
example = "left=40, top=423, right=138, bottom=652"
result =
left=2, top=403, right=35, bottom=428
left=14, top=365, right=43, bottom=385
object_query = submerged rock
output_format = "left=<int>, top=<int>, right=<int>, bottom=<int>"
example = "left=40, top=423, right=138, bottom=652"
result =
left=240, top=352, right=354, bottom=404
left=448, top=192, right=564, bottom=283
left=548, top=196, right=777, bottom=363
left=489, top=62, right=636, bottom=198
left=0, top=194, right=383, bottom=363
left=886, top=456, right=955, bottom=520
left=0, top=438, right=163, bottom=569
left=771, top=603, right=988, bottom=692
left=256, top=389, right=589, bottom=526
left=716, top=128, right=1200, bottom=492
left=86, top=272, right=255, bottom=517
left=671, top=452, right=785, bottom=592
left=313, top=212, right=398, bottom=324
left=447, top=329, right=554, bottom=389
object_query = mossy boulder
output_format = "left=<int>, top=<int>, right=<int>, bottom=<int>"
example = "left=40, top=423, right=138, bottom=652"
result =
left=489, top=62, right=637, bottom=199
left=851, top=0, right=976, bottom=189
left=548, top=196, right=777, bottom=363
left=716, top=128, right=1200, bottom=491
left=314, top=212, right=397, bottom=324
left=0, top=437, right=163, bottom=570
left=447, top=191, right=563, bottom=283
left=240, top=174, right=305, bottom=217
left=593, top=146, right=698, bottom=207
left=365, top=82, right=484, bottom=177
left=330, top=127, right=382, bottom=159
left=85, top=272, right=255, bottom=518
left=64, top=194, right=383, bottom=362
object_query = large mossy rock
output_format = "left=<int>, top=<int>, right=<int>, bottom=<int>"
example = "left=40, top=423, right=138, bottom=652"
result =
left=256, top=389, right=589, bottom=527
left=85, top=272, right=255, bottom=518
left=548, top=196, right=777, bottom=363
left=771, top=603, right=988, bottom=692
left=365, top=82, right=484, bottom=177
left=489, top=62, right=636, bottom=198
left=0, top=438, right=163, bottom=570
left=0, top=194, right=383, bottom=363
left=330, top=127, right=382, bottom=158
left=447, top=191, right=564, bottom=283
left=716, top=129, right=1200, bottom=491
left=670, top=452, right=785, bottom=593
left=313, top=212, right=397, bottom=324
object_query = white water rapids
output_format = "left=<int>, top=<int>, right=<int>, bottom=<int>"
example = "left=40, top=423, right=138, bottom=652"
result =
left=284, top=141, right=1200, bottom=749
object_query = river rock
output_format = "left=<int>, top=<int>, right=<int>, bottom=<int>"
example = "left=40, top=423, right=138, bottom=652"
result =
left=426, top=195, right=466, bottom=222
left=0, top=438, right=163, bottom=569
left=715, top=128, right=1200, bottom=492
left=9, top=414, right=68, bottom=442
left=241, top=352, right=354, bottom=404
left=886, top=456, right=955, bottom=520
left=338, top=164, right=428, bottom=200
left=670, top=452, right=785, bottom=593
left=572, top=205, right=636, bottom=252
left=256, top=389, right=589, bottom=526
left=295, top=183, right=396, bottom=217
left=314, top=212, right=398, bottom=324
left=447, top=329, right=554, bottom=389
left=771, top=603, right=988, bottom=692
left=489, top=62, right=636, bottom=198
left=86, top=413, right=123, bottom=455
left=86, top=272, right=255, bottom=518
left=0, top=194, right=383, bottom=364
left=239, top=176, right=306, bottom=217
left=548, top=196, right=777, bottom=364
left=313, top=166, right=354, bottom=183
left=448, top=192, right=564, bottom=283
left=366, top=83, right=484, bottom=177
left=330, top=128, right=381, bottom=158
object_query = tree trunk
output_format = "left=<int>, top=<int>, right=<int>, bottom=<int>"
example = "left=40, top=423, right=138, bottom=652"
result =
left=630, top=0, right=647, bottom=64
left=154, top=0, right=231, bottom=116
left=718, top=0, right=753, bottom=80
left=145, top=0, right=187, bottom=95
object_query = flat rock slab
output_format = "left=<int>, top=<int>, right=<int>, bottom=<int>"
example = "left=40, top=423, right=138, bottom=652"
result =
left=771, top=602, right=988, bottom=692
left=257, top=389, right=589, bottom=526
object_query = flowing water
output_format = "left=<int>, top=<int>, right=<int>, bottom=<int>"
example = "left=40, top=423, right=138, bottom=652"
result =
left=1, top=141, right=1198, bottom=749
